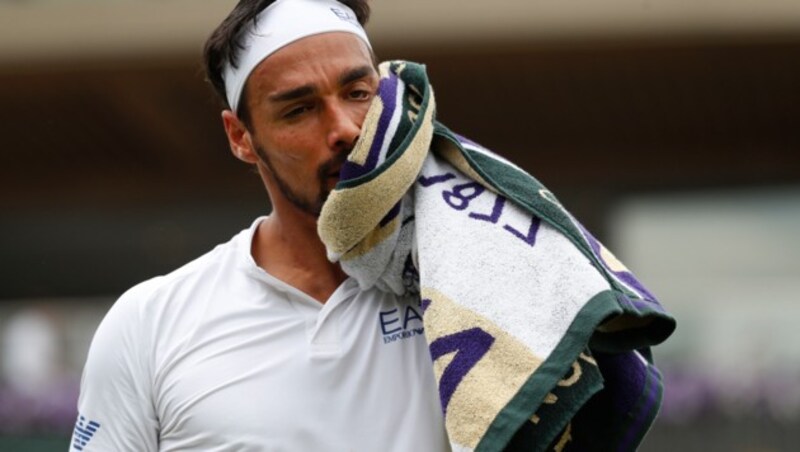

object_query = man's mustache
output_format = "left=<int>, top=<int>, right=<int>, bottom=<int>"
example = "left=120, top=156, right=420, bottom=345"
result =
left=317, top=144, right=355, bottom=181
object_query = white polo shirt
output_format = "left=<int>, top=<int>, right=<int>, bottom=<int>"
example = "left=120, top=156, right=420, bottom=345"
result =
left=72, top=218, right=450, bottom=452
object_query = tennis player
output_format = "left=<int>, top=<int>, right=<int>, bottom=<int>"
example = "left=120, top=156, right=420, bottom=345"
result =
left=70, top=1, right=450, bottom=450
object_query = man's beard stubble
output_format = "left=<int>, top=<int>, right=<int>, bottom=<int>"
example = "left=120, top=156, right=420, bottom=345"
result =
left=253, top=144, right=351, bottom=218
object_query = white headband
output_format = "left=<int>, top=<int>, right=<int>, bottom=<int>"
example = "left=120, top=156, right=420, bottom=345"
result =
left=223, top=0, right=371, bottom=113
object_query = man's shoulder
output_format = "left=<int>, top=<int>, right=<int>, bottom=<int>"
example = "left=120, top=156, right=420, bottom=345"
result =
left=115, top=221, right=256, bottom=313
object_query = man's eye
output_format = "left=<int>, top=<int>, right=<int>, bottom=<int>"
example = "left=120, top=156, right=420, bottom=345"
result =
left=284, top=105, right=312, bottom=118
left=349, top=89, right=372, bottom=100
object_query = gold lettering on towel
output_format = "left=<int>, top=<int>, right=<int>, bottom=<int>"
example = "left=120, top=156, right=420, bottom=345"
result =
left=530, top=392, right=558, bottom=424
left=528, top=358, right=589, bottom=444
left=553, top=422, right=573, bottom=452
left=579, top=352, right=597, bottom=366
left=557, top=362, right=582, bottom=387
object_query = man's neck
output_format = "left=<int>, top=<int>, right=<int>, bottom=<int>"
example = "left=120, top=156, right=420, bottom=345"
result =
left=252, top=211, right=347, bottom=304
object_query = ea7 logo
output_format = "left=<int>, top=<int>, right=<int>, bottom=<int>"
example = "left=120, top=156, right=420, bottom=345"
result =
left=72, top=414, right=101, bottom=451
left=379, top=305, right=424, bottom=344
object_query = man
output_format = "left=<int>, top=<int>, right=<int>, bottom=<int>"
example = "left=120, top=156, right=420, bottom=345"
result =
left=73, top=0, right=678, bottom=450
left=71, top=0, right=451, bottom=450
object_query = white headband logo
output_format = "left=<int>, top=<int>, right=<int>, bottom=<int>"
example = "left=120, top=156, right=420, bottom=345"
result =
left=222, top=0, right=371, bottom=113
left=330, top=7, right=358, bottom=24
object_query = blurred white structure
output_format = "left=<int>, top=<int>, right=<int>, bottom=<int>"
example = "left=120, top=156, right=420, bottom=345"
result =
left=611, top=187, right=800, bottom=419
left=1, top=309, right=60, bottom=397
left=1, top=0, right=800, bottom=62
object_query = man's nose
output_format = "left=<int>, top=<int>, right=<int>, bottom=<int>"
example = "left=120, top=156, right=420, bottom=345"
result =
left=325, top=102, right=361, bottom=152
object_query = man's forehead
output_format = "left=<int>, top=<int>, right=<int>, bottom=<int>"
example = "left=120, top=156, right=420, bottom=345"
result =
left=221, top=0, right=371, bottom=112
left=247, top=32, right=374, bottom=92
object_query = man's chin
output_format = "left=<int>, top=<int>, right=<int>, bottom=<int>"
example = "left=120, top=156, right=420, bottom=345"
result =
left=306, top=187, right=333, bottom=219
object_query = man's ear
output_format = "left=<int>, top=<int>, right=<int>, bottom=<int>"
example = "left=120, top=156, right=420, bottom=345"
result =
left=222, top=110, right=259, bottom=164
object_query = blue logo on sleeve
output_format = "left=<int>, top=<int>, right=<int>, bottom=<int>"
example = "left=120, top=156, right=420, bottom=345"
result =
left=72, top=414, right=101, bottom=451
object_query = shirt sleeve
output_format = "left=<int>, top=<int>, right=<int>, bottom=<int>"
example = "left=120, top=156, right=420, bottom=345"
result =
left=70, top=283, right=160, bottom=452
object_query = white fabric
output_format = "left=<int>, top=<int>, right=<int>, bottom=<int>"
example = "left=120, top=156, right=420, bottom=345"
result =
left=223, top=0, right=371, bottom=112
left=71, top=218, right=449, bottom=452
left=414, top=155, right=610, bottom=356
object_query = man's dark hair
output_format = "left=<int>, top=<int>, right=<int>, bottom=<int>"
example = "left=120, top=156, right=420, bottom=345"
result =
left=203, top=0, right=371, bottom=126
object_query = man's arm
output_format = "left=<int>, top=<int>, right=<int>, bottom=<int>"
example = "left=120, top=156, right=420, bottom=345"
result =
left=70, top=285, right=159, bottom=451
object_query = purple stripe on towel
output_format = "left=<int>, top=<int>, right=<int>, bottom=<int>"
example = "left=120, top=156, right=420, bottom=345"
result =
left=631, top=296, right=665, bottom=313
left=579, top=224, right=658, bottom=302
left=615, top=293, right=661, bottom=314
left=429, top=328, right=495, bottom=414
left=595, top=351, right=661, bottom=452
left=618, top=363, right=661, bottom=452
left=421, top=298, right=432, bottom=313
left=340, top=74, right=400, bottom=181
left=379, top=202, right=402, bottom=227
left=602, top=351, right=647, bottom=415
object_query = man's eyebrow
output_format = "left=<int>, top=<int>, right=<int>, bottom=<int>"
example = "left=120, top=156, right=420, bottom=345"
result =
left=268, top=85, right=316, bottom=103
left=339, top=65, right=375, bottom=87
left=268, top=66, right=375, bottom=103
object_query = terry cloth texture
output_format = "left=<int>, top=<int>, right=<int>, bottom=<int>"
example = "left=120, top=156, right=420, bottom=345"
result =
left=318, top=61, right=676, bottom=452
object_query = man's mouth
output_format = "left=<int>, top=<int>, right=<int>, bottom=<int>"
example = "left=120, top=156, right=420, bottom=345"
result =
left=320, top=152, right=349, bottom=182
